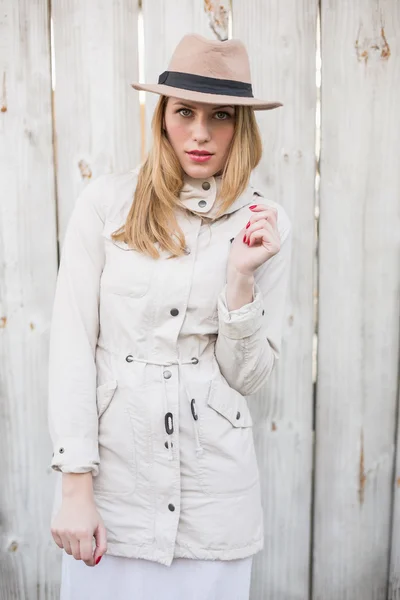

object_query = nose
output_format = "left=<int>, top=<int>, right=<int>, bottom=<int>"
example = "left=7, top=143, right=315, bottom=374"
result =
left=191, top=115, right=211, bottom=144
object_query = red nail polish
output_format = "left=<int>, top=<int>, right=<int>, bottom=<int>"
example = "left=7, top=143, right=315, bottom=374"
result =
left=246, top=221, right=250, bottom=229
left=96, top=556, right=102, bottom=565
left=243, top=234, right=247, bottom=243
left=249, top=205, right=257, bottom=209
left=247, top=238, right=250, bottom=246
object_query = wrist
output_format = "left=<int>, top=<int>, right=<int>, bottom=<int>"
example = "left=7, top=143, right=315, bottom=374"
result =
left=226, top=266, right=255, bottom=311
left=62, top=472, right=94, bottom=499
left=227, top=263, right=255, bottom=287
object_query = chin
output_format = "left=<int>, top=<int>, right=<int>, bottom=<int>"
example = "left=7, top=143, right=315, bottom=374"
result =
left=182, top=158, right=220, bottom=180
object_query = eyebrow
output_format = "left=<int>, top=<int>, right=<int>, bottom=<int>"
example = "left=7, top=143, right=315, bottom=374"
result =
left=173, top=101, right=235, bottom=110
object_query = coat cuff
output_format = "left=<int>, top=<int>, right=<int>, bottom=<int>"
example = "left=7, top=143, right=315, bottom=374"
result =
left=50, top=437, right=100, bottom=476
left=217, top=283, right=264, bottom=340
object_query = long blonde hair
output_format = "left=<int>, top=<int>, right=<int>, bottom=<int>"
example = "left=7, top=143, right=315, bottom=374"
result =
left=111, top=95, right=263, bottom=259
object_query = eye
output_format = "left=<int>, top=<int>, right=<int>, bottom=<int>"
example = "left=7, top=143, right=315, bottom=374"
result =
left=177, top=108, right=192, bottom=117
left=214, top=111, right=231, bottom=120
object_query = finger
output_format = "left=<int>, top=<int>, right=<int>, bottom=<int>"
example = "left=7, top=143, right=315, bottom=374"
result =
left=70, top=537, right=81, bottom=561
left=247, top=208, right=278, bottom=226
left=244, top=220, right=274, bottom=241
left=248, top=228, right=280, bottom=250
left=51, top=529, right=64, bottom=549
left=249, top=203, right=278, bottom=218
left=246, top=229, right=267, bottom=247
left=93, top=522, right=107, bottom=564
left=60, top=535, right=72, bottom=556
left=80, top=533, right=96, bottom=567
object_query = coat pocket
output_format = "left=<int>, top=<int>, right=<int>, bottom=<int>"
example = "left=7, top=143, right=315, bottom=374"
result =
left=196, top=374, right=259, bottom=496
left=94, top=380, right=137, bottom=496
left=207, top=377, right=253, bottom=428
left=100, top=220, right=156, bottom=298
left=96, top=379, right=118, bottom=418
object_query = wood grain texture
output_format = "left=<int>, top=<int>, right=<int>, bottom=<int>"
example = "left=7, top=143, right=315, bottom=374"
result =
left=52, top=0, right=141, bottom=243
left=390, top=382, right=400, bottom=599
left=0, top=1, right=59, bottom=598
left=314, top=1, right=400, bottom=599
left=232, top=1, right=318, bottom=598
left=141, top=0, right=230, bottom=154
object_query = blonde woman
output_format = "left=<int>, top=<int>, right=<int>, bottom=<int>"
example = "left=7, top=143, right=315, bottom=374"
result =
left=48, top=33, right=292, bottom=600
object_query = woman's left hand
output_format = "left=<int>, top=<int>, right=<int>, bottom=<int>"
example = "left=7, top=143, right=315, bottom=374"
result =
left=228, top=204, right=281, bottom=276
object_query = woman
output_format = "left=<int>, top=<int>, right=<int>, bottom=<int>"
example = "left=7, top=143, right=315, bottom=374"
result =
left=48, top=33, right=292, bottom=600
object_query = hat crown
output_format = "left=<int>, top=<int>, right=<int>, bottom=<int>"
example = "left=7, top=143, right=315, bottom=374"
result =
left=130, top=32, right=283, bottom=111
left=167, top=34, right=252, bottom=84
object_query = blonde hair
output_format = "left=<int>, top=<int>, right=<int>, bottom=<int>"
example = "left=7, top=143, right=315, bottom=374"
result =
left=111, top=95, right=262, bottom=259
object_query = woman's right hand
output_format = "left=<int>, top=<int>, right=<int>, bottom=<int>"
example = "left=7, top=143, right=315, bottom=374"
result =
left=50, top=473, right=107, bottom=567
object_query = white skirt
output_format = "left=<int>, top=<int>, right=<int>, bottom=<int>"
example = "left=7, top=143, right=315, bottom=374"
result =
left=60, top=551, right=253, bottom=600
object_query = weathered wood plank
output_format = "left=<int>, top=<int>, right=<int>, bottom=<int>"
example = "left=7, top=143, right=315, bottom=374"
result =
left=314, top=2, right=400, bottom=598
left=52, top=0, right=141, bottom=242
left=0, top=1, right=59, bottom=598
left=232, top=1, right=318, bottom=598
left=390, top=383, right=400, bottom=599
left=141, top=0, right=230, bottom=153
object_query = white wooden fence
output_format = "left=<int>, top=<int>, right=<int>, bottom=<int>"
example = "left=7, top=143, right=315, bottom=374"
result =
left=1, top=1, right=399, bottom=598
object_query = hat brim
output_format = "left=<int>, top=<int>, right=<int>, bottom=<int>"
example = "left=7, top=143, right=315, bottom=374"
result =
left=131, top=82, right=282, bottom=111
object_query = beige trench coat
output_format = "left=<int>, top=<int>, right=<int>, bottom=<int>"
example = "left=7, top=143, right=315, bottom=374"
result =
left=48, top=167, right=292, bottom=567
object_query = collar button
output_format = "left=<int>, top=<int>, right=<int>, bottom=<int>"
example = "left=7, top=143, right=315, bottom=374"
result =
left=198, top=200, right=207, bottom=208
left=202, top=181, right=211, bottom=191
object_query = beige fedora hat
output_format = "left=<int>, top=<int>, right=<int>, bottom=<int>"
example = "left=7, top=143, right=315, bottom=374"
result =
left=131, top=33, right=282, bottom=111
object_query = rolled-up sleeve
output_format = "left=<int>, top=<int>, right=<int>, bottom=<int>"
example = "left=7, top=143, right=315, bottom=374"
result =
left=215, top=214, right=292, bottom=396
left=48, top=176, right=108, bottom=476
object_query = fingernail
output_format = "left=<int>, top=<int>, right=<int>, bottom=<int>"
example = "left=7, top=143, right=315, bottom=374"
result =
left=246, top=221, right=250, bottom=229
left=249, top=205, right=257, bottom=209
left=243, top=234, right=247, bottom=243
left=247, top=238, right=250, bottom=246
left=96, top=557, right=102, bottom=565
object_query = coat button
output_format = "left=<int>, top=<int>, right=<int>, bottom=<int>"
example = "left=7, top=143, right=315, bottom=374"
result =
left=170, top=308, right=179, bottom=316
left=165, top=412, right=174, bottom=434
left=164, top=441, right=174, bottom=449
left=59, top=447, right=65, bottom=454
left=202, top=181, right=211, bottom=190
left=262, top=310, right=265, bottom=315
left=163, top=370, right=172, bottom=379
left=168, top=503, right=175, bottom=512
left=191, top=357, right=199, bottom=364
left=236, top=412, right=241, bottom=420
left=125, top=355, right=134, bottom=363
left=184, top=246, right=191, bottom=255
left=198, top=200, right=207, bottom=208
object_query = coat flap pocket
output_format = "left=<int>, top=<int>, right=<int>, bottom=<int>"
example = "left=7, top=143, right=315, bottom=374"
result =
left=102, top=220, right=131, bottom=251
left=208, top=376, right=253, bottom=428
left=96, top=379, right=118, bottom=418
left=100, top=220, right=156, bottom=297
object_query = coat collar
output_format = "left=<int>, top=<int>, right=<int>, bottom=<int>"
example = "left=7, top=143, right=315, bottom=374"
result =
left=178, top=171, right=259, bottom=219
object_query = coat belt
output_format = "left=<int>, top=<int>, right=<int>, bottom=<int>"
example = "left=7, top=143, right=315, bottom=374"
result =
left=125, top=355, right=204, bottom=461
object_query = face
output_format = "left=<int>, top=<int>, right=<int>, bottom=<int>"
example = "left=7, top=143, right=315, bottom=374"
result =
left=163, top=97, right=236, bottom=179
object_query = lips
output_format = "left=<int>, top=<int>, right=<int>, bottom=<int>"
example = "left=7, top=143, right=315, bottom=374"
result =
left=187, top=150, right=212, bottom=156
left=186, top=150, right=214, bottom=163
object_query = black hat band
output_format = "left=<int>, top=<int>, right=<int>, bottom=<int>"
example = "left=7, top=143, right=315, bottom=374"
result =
left=157, top=71, right=253, bottom=98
